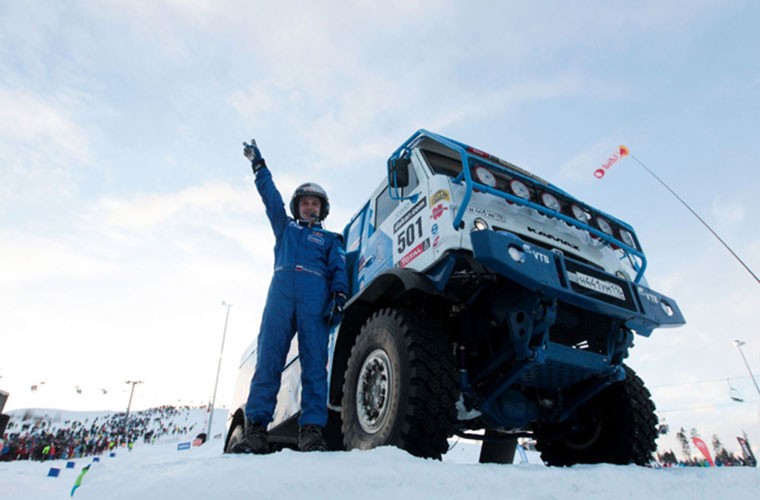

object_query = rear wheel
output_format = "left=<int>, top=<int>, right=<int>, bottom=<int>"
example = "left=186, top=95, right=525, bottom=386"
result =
left=536, top=365, right=657, bottom=466
left=225, top=423, right=244, bottom=453
left=341, top=308, right=457, bottom=459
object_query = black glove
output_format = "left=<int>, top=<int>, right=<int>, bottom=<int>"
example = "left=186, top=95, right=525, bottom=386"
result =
left=324, top=292, right=347, bottom=327
left=243, top=139, right=266, bottom=173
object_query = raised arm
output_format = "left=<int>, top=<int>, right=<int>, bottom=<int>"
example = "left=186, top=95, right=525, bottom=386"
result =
left=244, top=139, right=289, bottom=237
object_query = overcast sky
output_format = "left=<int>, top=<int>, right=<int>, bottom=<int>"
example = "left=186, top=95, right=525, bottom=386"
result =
left=1, top=1, right=758, bottom=453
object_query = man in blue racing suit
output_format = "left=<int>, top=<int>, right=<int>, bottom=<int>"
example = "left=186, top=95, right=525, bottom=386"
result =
left=232, top=139, right=349, bottom=454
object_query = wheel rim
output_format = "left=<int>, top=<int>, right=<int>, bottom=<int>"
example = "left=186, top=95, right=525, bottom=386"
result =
left=356, top=348, right=393, bottom=434
left=562, top=409, right=603, bottom=451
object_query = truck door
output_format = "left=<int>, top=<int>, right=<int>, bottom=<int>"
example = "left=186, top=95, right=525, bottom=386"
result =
left=357, top=161, right=433, bottom=286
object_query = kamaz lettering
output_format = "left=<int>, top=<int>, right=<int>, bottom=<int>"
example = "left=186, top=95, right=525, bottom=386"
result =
left=527, top=226, right=580, bottom=251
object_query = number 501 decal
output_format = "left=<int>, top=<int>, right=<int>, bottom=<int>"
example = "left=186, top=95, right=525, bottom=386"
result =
left=397, top=217, right=423, bottom=253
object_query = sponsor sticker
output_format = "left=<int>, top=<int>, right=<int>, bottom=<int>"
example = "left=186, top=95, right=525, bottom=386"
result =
left=394, top=198, right=427, bottom=233
left=637, top=286, right=660, bottom=304
left=430, top=203, right=449, bottom=220
left=397, top=238, right=430, bottom=268
left=430, top=189, right=450, bottom=205
left=431, top=223, right=439, bottom=235
left=568, top=271, right=626, bottom=301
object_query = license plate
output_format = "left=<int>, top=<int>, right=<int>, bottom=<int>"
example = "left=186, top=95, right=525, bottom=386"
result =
left=567, top=271, right=626, bottom=301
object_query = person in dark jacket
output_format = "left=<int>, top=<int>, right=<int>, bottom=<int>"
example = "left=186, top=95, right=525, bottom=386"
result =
left=232, top=139, right=349, bottom=454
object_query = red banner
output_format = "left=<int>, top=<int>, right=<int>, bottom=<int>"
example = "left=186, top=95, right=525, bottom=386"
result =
left=594, top=145, right=629, bottom=179
left=691, top=437, right=715, bottom=466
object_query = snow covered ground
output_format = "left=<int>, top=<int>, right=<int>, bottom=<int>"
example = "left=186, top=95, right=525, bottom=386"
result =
left=2, top=408, right=758, bottom=499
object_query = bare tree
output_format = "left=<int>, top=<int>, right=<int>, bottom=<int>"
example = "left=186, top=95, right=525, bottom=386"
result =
left=676, top=427, right=692, bottom=461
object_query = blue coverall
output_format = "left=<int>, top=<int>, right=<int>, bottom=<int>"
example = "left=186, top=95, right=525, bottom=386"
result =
left=245, top=167, right=349, bottom=428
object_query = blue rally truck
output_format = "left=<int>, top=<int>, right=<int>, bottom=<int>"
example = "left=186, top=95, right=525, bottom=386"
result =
left=226, top=130, right=685, bottom=465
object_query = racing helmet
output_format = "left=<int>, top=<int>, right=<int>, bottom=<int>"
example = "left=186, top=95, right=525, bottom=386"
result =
left=290, top=182, right=330, bottom=220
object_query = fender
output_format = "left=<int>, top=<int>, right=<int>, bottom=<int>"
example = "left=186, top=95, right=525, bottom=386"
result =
left=349, top=267, right=446, bottom=307
left=328, top=267, right=451, bottom=406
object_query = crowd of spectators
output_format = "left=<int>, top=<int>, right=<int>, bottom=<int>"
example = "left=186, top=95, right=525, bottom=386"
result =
left=0, top=405, right=205, bottom=462
left=655, top=449, right=756, bottom=467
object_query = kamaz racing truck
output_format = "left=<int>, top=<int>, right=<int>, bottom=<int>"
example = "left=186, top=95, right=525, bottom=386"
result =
left=226, top=129, right=685, bottom=466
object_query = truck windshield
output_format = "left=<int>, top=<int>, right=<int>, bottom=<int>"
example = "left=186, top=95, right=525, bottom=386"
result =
left=421, top=149, right=463, bottom=177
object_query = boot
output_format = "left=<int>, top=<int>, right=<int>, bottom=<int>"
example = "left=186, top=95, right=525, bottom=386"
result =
left=298, top=424, right=328, bottom=452
left=230, top=420, right=269, bottom=454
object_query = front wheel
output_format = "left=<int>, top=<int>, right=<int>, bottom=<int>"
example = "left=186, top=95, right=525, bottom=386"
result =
left=341, top=308, right=456, bottom=459
left=536, top=365, right=658, bottom=466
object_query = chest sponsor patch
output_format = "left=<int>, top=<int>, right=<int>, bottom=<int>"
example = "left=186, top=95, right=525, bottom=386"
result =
left=307, top=232, right=325, bottom=246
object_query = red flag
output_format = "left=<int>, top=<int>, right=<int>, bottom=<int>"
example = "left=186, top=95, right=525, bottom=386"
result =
left=691, top=437, right=715, bottom=466
left=594, top=145, right=629, bottom=179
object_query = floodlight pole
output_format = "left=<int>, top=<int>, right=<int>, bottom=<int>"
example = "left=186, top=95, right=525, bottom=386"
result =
left=733, top=340, right=760, bottom=396
left=207, top=301, right=232, bottom=440
left=124, top=380, right=143, bottom=444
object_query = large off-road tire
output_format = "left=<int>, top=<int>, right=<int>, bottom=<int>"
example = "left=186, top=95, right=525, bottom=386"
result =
left=341, top=308, right=457, bottom=459
left=536, top=365, right=657, bottom=466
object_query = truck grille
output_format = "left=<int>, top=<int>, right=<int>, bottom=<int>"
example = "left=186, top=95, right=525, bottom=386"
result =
left=548, top=303, right=614, bottom=355
left=520, top=359, right=595, bottom=389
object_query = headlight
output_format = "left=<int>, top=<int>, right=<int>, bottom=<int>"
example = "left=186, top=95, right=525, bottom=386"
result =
left=474, top=167, right=496, bottom=188
left=615, top=270, right=630, bottom=281
left=596, top=217, right=613, bottom=235
left=508, top=245, right=525, bottom=263
left=509, top=179, right=531, bottom=200
left=472, top=218, right=489, bottom=231
left=570, top=204, right=588, bottom=222
left=540, top=192, right=561, bottom=211
left=619, top=229, right=636, bottom=248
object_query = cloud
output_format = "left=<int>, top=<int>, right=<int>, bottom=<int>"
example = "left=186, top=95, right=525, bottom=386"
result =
left=90, top=181, right=255, bottom=231
left=0, top=87, right=94, bottom=204
left=710, top=198, right=745, bottom=224
left=0, top=180, right=277, bottom=411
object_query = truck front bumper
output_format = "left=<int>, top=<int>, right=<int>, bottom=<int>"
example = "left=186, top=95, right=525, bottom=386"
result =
left=470, top=230, right=685, bottom=336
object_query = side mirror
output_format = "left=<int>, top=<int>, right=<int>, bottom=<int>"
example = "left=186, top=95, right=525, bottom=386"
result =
left=388, top=157, right=410, bottom=189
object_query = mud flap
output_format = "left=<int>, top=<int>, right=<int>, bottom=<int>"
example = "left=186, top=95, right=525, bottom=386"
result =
left=478, top=429, right=517, bottom=464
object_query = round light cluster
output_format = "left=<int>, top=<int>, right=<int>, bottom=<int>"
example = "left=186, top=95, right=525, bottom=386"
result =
left=509, top=179, right=531, bottom=200
left=570, top=204, right=588, bottom=222
left=596, top=217, right=613, bottom=236
left=619, top=229, right=635, bottom=248
left=540, top=192, right=561, bottom=211
left=475, top=167, right=496, bottom=188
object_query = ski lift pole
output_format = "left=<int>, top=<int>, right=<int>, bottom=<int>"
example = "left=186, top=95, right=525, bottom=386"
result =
left=123, top=380, right=143, bottom=445
left=733, top=340, right=760, bottom=396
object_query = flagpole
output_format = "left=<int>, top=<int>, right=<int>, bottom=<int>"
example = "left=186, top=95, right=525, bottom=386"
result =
left=628, top=153, right=759, bottom=285
left=207, top=301, right=232, bottom=441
